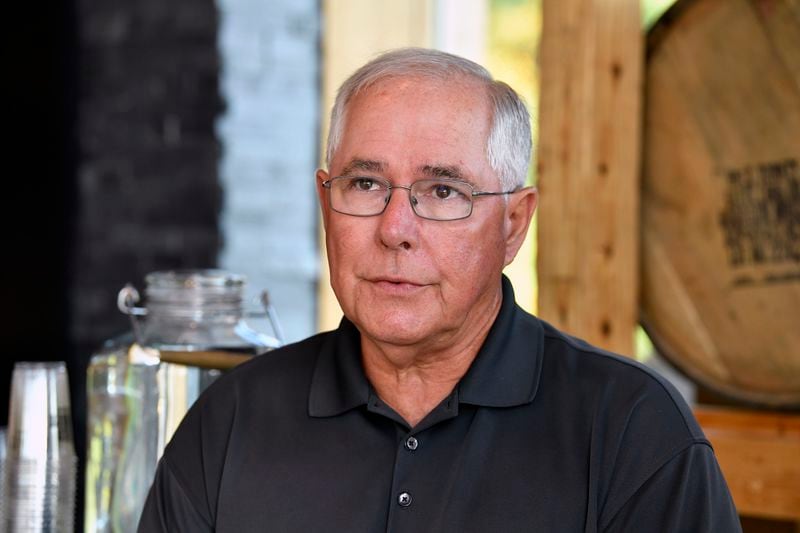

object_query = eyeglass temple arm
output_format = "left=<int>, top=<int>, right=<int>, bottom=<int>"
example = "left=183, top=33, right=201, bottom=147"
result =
left=471, top=190, right=517, bottom=197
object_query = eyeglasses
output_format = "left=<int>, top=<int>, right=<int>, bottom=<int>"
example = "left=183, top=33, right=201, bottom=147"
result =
left=322, top=176, right=517, bottom=221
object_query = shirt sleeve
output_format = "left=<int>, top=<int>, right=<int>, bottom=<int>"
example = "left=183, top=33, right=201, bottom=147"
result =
left=601, top=442, right=741, bottom=532
left=137, top=457, right=214, bottom=533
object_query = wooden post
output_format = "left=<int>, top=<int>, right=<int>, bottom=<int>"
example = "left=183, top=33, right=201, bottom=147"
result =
left=537, top=0, right=642, bottom=356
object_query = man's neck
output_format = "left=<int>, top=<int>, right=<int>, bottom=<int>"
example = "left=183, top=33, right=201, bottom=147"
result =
left=360, top=297, right=502, bottom=428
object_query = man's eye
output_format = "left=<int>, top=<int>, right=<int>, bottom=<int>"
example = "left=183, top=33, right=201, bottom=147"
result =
left=352, top=178, right=377, bottom=191
left=351, top=178, right=381, bottom=192
left=434, top=185, right=455, bottom=199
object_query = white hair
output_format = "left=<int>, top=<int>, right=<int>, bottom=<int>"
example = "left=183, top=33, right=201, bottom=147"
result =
left=325, top=48, right=532, bottom=190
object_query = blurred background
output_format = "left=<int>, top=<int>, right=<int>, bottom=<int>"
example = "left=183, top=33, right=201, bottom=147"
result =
left=3, top=0, right=798, bottom=531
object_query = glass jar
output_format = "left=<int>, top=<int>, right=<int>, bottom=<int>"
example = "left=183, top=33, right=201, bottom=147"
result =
left=84, top=270, right=282, bottom=532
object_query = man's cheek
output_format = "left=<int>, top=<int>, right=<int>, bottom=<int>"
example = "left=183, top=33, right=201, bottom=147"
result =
left=328, top=223, right=363, bottom=258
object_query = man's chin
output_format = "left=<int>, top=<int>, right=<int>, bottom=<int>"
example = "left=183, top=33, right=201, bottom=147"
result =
left=353, top=314, right=436, bottom=348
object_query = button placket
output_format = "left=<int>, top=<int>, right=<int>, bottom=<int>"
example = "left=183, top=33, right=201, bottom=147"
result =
left=395, top=436, right=417, bottom=509
left=388, top=432, right=419, bottom=518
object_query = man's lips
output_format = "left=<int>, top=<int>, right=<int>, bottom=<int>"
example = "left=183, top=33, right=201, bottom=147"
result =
left=365, top=277, right=428, bottom=293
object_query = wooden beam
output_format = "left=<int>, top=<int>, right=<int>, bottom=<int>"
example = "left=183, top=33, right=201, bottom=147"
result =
left=695, top=405, right=800, bottom=522
left=537, top=0, right=642, bottom=356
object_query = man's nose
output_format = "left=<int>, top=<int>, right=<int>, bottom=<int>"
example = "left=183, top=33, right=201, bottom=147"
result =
left=377, top=186, right=418, bottom=249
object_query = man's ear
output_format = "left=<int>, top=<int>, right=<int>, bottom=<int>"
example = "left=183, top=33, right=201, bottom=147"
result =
left=316, top=169, right=331, bottom=229
left=503, top=187, right=538, bottom=266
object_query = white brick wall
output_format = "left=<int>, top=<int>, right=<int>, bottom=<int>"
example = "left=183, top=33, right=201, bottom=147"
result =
left=216, top=0, right=320, bottom=343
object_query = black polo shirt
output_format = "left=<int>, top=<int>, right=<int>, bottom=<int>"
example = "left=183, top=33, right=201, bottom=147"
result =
left=138, top=278, right=740, bottom=532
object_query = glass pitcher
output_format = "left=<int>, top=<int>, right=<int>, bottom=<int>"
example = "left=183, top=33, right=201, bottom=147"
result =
left=84, top=269, right=283, bottom=532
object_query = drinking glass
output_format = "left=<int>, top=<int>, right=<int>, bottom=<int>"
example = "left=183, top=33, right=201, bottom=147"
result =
left=1, top=362, right=76, bottom=532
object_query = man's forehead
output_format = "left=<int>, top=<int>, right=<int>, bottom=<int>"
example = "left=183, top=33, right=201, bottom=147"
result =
left=330, top=76, right=494, bottom=182
left=350, top=75, right=489, bottom=114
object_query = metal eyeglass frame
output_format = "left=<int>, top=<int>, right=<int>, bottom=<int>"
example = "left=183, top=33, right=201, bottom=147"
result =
left=321, top=176, right=518, bottom=221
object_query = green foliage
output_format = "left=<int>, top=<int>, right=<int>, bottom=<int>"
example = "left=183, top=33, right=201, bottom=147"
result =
left=642, top=0, right=678, bottom=29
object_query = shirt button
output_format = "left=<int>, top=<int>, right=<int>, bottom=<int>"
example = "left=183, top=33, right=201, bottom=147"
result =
left=398, top=492, right=412, bottom=507
left=404, top=436, right=419, bottom=451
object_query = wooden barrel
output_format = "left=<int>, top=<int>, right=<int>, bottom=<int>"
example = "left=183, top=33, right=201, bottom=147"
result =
left=641, top=0, right=800, bottom=407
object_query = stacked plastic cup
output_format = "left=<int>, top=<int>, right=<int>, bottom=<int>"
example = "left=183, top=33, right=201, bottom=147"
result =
left=1, top=362, right=76, bottom=532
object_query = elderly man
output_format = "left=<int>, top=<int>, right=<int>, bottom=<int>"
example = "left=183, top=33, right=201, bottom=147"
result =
left=139, top=48, right=740, bottom=532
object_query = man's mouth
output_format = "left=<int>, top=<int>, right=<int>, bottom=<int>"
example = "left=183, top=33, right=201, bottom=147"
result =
left=367, top=277, right=427, bottom=294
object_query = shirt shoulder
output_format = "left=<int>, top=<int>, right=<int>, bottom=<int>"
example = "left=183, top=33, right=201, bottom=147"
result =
left=180, top=329, right=337, bottom=425
left=154, top=330, right=337, bottom=525
left=538, top=318, right=706, bottom=443
left=534, top=319, right=719, bottom=526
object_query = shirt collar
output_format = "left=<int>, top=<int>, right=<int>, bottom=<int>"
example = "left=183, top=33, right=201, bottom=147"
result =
left=457, top=275, right=543, bottom=407
left=308, top=275, right=543, bottom=418
left=308, top=316, right=370, bottom=417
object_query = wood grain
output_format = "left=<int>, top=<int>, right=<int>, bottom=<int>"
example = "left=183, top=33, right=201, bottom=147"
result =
left=537, top=0, right=642, bottom=356
left=696, top=405, right=800, bottom=521
left=641, top=0, right=800, bottom=406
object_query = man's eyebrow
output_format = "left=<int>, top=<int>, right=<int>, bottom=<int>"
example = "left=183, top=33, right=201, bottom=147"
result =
left=420, top=164, right=467, bottom=181
left=340, top=159, right=385, bottom=175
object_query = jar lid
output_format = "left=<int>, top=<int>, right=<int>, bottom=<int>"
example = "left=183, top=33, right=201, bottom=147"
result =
left=145, top=269, right=245, bottom=290
left=144, top=270, right=246, bottom=316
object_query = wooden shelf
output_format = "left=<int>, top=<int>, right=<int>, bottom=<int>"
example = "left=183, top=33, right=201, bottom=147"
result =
left=694, top=405, right=800, bottom=522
